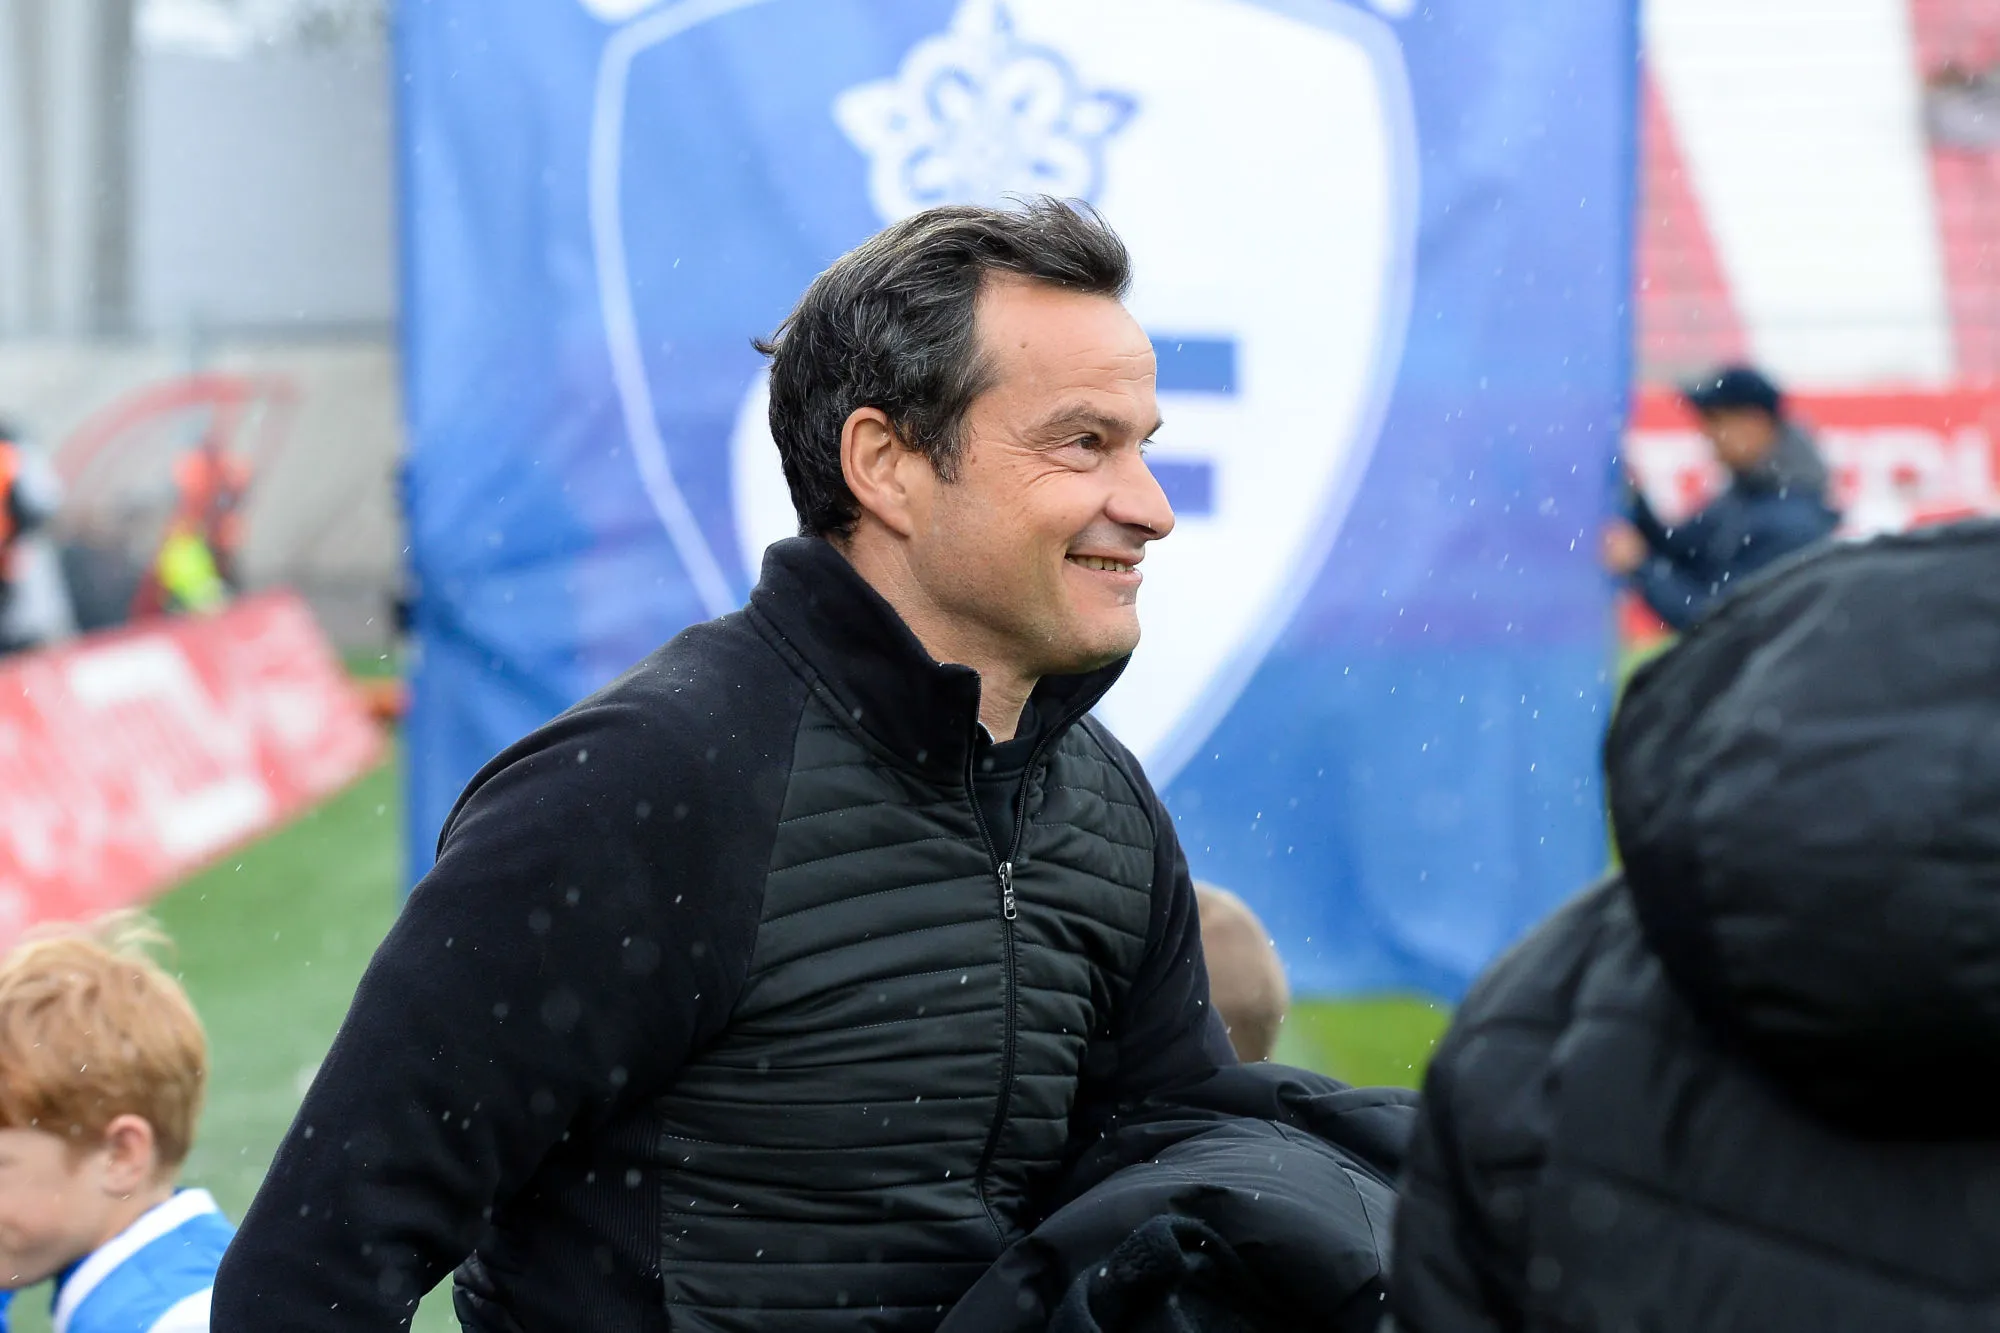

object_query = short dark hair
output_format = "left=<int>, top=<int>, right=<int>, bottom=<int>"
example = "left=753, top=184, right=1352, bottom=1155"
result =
left=754, top=197, right=1132, bottom=539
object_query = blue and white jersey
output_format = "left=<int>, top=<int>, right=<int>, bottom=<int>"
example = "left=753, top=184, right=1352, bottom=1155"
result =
left=52, top=1190, right=233, bottom=1333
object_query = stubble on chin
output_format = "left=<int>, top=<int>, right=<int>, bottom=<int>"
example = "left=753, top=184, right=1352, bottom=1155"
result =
left=1045, top=608, right=1142, bottom=678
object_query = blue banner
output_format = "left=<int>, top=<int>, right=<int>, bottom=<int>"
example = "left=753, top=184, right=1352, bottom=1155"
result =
left=397, top=0, right=1635, bottom=997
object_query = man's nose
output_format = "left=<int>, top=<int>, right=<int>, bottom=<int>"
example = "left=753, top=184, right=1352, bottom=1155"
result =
left=1109, top=451, right=1177, bottom=542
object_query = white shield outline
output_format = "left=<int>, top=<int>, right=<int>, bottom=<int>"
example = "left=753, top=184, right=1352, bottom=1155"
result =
left=590, top=0, right=1418, bottom=784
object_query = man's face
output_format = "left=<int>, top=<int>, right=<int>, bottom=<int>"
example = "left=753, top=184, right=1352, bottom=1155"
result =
left=1699, top=406, right=1780, bottom=473
left=0, top=1128, right=111, bottom=1289
left=904, top=276, right=1173, bottom=681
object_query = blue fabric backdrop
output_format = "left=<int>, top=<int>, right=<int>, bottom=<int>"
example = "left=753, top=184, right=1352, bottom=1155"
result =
left=396, top=0, right=1636, bottom=998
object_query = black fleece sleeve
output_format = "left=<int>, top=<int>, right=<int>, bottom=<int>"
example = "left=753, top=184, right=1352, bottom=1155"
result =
left=213, top=658, right=789, bottom=1330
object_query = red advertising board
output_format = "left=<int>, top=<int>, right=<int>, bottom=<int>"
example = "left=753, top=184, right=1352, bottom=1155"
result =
left=0, top=593, right=383, bottom=946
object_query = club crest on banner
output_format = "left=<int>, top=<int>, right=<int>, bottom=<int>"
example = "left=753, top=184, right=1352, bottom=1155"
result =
left=592, top=0, right=1417, bottom=782
left=833, top=0, right=1138, bottom=221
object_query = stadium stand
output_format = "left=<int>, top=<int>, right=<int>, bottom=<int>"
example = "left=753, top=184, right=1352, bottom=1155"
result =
left=1913, top=0, right=2000, bottom=380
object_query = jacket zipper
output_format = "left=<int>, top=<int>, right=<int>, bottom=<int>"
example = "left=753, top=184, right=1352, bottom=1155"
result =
left=968, top=727, right=1051, bottom=1241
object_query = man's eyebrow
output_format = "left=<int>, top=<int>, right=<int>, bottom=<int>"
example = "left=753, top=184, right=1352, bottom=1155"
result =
left=1028, top=405, right=1165, bottom=440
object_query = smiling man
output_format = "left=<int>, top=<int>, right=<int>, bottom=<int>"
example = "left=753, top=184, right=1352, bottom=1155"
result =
left=214, top=199, right=1234, bottom=1332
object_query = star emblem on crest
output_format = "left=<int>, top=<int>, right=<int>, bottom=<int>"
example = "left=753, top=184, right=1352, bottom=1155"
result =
left=834, top=0, right=1139, bottom=223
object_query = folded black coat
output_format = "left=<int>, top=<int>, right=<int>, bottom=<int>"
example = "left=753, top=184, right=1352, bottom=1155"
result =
left=939, top=1064, right=1417, bottom=1333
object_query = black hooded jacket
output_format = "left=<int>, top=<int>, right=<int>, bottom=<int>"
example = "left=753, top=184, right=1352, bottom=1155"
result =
left=215, top=537, right=1232, bottom=1332
left=1391, top=521, right=2000, bottom=1332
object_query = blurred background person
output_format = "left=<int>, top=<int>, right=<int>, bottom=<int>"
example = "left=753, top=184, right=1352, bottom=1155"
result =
left=128, top=432, right=245, bottom=621
left=1391, top=522, right=2000, bottom=1333
left=169, top=433, right=247, bottom=595
left=1195, top=883, right=1290, bottom=1063
left=1603, top=366, right=1839, bottom=630
left=0, top=419, right=69, bottom=656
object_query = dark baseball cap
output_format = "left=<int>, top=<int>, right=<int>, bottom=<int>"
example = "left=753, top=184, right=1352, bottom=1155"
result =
left=1682, top=365, right=1783, bottom=416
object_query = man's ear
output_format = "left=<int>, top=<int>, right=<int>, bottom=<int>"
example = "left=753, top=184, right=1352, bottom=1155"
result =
left=840, top=407, right=928, bottom=539
left=97, top=1114, right=161, bottom=1197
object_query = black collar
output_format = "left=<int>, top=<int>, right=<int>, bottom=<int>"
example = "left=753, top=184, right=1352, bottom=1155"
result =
left=746, top=537, right=1126, bottom=784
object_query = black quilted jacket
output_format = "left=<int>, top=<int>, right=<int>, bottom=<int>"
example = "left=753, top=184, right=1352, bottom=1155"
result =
left=215, top=537, right=1233, bottom=1332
